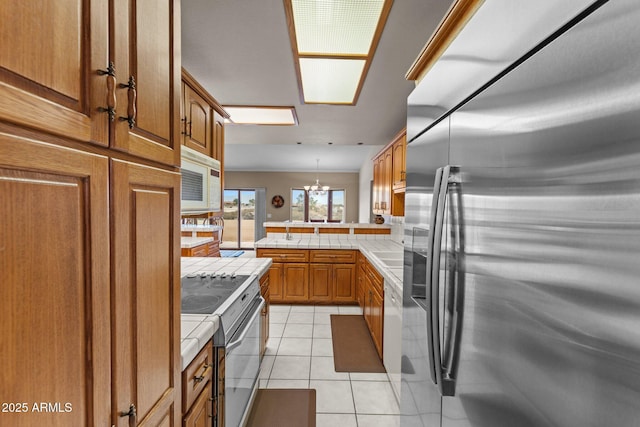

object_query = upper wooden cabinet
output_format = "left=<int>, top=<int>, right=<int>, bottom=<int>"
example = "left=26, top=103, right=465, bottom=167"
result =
left=372, top=128, right=406, bottom=217
left=181, top=68, right=228, bottom=162
left=183, top=84, right=213, bottom=155
left=0, top=2, right=182, bottom=426
left=392, top=131, right=407, bottom=191
left=0, top=0, right=109, bottom=147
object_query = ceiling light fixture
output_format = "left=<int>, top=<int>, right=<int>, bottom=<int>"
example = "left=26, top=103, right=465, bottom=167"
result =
left=304, top=159, right=330, bottom=194
left=223, top=106, right=298, bottom=125
left=284, top=0, right=394, bottom=105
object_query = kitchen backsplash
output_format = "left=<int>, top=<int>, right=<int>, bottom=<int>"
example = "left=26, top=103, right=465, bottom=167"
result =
left=390, top=216, right=404, bottom=244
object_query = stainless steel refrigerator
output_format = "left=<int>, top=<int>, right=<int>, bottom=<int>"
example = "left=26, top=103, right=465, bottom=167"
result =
left=401, top=1, right=640, bottom=426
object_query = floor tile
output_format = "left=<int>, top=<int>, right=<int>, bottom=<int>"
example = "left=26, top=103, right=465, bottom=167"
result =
left=259, top=355, right=275, bottom=380
left=290, top=305, right=315, bottom=313
left=316, top=413, right=358, bottom=427
left=264, top=337, right=280, bottom=356
left=310, top=356, right=349, bottom=380
left=313, top=323, right=332, bottom=339
left=269, top=356, right=311, bottom=380
left=338, top=305, right=363, bottom=315
left=287, top=312, right=315, bottom=324
left=313, top=312, right=333, bottom=324
left=349, top=371, right=389, bottom=381
left=351, top=381, right=399, bottom=415
left=269, top=304, right=291, bottom=313
left=269, top=312, right=289, bottom=324
left=314, top=305, right=341, bottom=313
left=311, top=338, right=334, bottom=357
left=283, top=323, right=314, bottom=338
left=278, top=338, right=312, bottom=356
left=258, top=379, right=269, bottom=389
left=357, top=414, right=400, bottom=427
left=268, top=323, right=285, bottom=338
left=310, top=380, right=355, bottom=414
left=266, top=379, right=310, bottom=389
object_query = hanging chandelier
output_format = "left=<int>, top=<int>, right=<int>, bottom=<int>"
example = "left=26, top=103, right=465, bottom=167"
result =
left=304, top=159, right=330, bottom=195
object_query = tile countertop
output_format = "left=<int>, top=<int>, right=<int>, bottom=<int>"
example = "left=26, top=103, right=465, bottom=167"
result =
left=181, top=236, right=214, bottom=248
left=179, top=256, right=273, bottom=370
left=255, top=236, right=404, bottom=295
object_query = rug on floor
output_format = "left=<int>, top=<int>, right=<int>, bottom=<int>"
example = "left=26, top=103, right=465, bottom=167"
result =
left=245, top=388, right=316, bottom=427
left=330, top=314, right=386, bottom=373
left=220, top=250, right=244, bottom=257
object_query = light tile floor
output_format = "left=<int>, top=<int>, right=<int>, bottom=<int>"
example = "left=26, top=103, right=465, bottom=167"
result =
left=259, top=304, right=400, bottom=427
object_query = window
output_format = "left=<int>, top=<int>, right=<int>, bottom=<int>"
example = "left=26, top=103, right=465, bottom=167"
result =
left=291, top=189, right=345, bottom=222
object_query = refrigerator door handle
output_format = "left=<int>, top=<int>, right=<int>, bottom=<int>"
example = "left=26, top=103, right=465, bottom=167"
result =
left=426, top=167, right=444, bottom=385
left=429, top=165, right=460, bottom=397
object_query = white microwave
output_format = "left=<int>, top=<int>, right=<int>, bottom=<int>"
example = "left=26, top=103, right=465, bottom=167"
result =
left=181, top=146, right=221, bottom=212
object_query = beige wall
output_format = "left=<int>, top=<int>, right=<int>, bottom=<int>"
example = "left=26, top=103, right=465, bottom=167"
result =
left=224, top=171, right=360, bottom=223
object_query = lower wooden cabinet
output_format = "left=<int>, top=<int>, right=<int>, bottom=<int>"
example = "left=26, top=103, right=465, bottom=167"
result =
left=182, top=342, right=214, bottom=427
left=258, top=249, right=357, bottom=304
left=181, top=240, right=220, bottom=257
left=283, top=263, right=310, bottom=301
left=363, top=259, right=384, bottom=359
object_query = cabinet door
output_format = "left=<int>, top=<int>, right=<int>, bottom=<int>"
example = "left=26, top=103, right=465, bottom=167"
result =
left=183, top=382, right=212, bottom=427
left=213, top=111, right=225, bottom=162
left=310, top=264, right=332, bottom=302
left=383, top=150, right=393, bottom=213
left=333, top=264, right=356, bottom=303
left=357, top=266, right=366, bottom=308
left=184, top=85, right=212, bottom=156
left=113, top=0, right=181, bottom=166
left=0, top=135, right=111, bottom=426
left=371, top=288, right=384, bottom=359
left=283, top=263, right=309, bottom=302
left=392, top=133, right=406, bottom=188
left=267, top=263, right=284, bottom=302
left=0, top=1, right=109, bottom=146
left=111, top=160, right=181, bottom=427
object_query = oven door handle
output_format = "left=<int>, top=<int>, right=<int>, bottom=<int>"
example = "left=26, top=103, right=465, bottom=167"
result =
left=226, top=298, right=265, bottom=353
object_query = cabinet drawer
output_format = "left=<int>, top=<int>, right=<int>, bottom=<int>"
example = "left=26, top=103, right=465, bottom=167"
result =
left=182, top=341, right=214, bottom=414
left=257, top=248, right=309, bottom=262
left=365, top=262, right=384, bottom=295
left=310, top=249, right=357, bottom=264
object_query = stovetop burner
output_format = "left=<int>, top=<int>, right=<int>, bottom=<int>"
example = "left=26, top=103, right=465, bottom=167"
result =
left=181, top=273, right=252, bottom=314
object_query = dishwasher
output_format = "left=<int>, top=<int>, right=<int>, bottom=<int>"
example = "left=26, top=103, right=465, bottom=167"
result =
left=383, top=279, right=402, bottom=403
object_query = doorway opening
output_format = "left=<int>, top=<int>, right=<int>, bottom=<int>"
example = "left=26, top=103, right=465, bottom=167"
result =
left=223, top=189, right=256, bottom=249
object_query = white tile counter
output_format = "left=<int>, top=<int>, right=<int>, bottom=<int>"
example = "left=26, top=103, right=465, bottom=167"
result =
left=181, top=236, right=214, bottom=248
left=180, top=256, right=272, bottom=369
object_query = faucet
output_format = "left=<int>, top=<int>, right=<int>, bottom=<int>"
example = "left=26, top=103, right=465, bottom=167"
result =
left=285, top=225, right=292, bottom=240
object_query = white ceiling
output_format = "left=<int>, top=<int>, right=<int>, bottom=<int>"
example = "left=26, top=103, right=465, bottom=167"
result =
left=181, top=0, right=454, bottom=172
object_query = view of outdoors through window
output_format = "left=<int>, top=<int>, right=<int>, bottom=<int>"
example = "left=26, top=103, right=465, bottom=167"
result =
left=223, top=189, right=255, bottom=248
left=291, top=188, right=345, bottom=222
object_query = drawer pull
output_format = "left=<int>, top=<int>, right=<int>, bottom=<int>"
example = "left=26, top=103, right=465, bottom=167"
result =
left=119, top=403, right=136, bottom=420
left=194, top=364, right=211, bottom=383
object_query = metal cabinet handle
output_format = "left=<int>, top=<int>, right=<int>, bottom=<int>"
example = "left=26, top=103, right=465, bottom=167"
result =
left=97, top=62, right=116, bottom=122
left=120, top=403, right=136, bottom=420
left=194, top=364, right=211, bottom=383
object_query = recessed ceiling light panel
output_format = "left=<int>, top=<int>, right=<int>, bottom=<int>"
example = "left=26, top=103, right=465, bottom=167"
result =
left=292, top=0, right=386, bottom=55
left=223, top=106, right=298, bottom=125
left=284, top=0, right=393, bottom=105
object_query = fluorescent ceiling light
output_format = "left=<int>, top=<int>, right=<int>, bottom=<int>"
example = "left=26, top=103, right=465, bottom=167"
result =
left=285, top=0, right=393, bottom=105
left=223, top=106, right=298, bottom=125
left=299, top=58, right=366, bottom=104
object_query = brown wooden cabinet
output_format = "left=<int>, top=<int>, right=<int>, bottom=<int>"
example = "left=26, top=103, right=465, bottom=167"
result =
left=363, top=258, right=384, bottom=359
left=182, top=342, right=214, bottom=427
left=392, top=130, right=407, bottom=191
left=258, top=249, right=357, bottom=304
left=183, top=84, right=213, bottom=155
left=111, top=160, right=181, bottom=427
left=181, top=240, right=221, bottom=257
left=372, top=128, right=406, bottom=216
left=0, top=2, right=182, bottom=426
